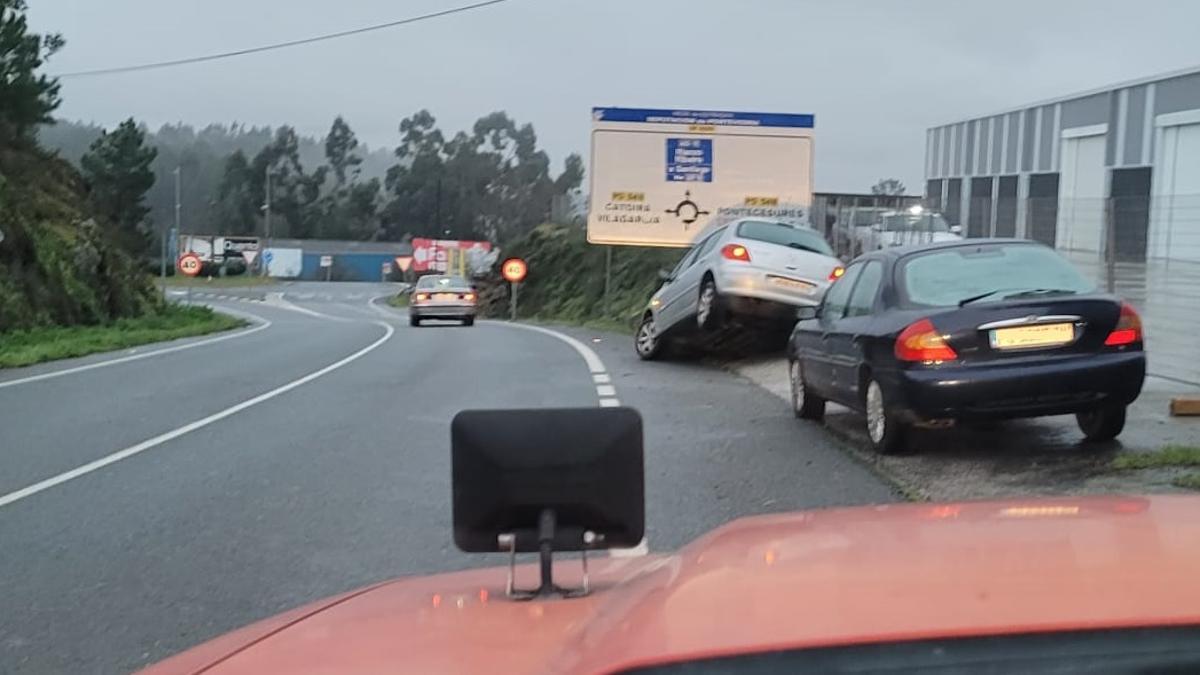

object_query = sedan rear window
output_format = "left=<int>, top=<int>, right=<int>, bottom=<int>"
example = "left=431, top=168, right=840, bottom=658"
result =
left=417, top=275, right=469, bottom=289
left=736, top=221, right=833, bottom=256
left=900, top=243, right=1094, bottom=307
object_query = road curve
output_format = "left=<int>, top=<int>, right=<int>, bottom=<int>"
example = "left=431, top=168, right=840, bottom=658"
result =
left=0, top=281, right=895, bottom=673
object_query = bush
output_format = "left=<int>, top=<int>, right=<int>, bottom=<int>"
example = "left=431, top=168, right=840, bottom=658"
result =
left=0, top=144, right=158, bottom=332
left=477, top=223, right=682, bottom=330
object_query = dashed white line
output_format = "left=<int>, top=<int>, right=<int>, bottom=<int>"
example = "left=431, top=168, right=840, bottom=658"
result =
left=0, top=319, right=395, bottom=510
left=593, top=373, right=611, bottom=384
left=596, top=384, right=617, bottom=397
left=598, top=398, right=621, bottom=408
left=0, top=310, right=272, bottom=390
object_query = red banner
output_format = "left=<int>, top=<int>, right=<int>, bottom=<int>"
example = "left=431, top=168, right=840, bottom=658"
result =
left=411, top=238, right=492, bottom=273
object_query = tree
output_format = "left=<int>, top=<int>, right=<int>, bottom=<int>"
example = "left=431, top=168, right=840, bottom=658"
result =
left=0, top=0, right=63, bottom=144
left=871, top=178, right=906, bottom=196
left=251, top=126, right=326, bottom=239
left=80, top=119, right=158, bottom=256
left=214, top=150, right=258, bottom=235
left=380, top=110, right=581, bottom=243
left=324, top=116, right=363, bottom=187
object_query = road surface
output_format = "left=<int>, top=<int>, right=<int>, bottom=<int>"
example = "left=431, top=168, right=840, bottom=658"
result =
left=0, top=281, right=896, bottom=674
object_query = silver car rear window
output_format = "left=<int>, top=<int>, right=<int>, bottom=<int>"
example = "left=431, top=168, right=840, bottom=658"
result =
left=735, top=221, right=833, bottom=256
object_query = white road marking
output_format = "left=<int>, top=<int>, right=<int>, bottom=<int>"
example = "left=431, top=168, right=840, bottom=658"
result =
left=593, top=373, right=611, bottom=384
left=263, top=292, right=349, bottom=322
left=490, top=321, right=606, bottom=374
left=0, top=310, right=272, bottom=390
left=598, top=398, right=621, bottom=407
left=0, top=320, right=395, bottom=510
left=596, top=384, right=617, bottom=397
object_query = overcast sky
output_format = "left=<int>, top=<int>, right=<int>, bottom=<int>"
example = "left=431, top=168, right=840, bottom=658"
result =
left=27, top=0, right=1200, bottom=192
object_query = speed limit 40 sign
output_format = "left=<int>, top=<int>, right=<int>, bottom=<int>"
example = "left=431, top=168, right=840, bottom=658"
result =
left=501, top=258, right=528, bottom=283
left=177, top=252, right=203, bottom=277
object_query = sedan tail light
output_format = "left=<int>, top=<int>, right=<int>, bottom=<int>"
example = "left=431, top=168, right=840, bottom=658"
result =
left=460, top=292, right=476, bottom=302
left=895, top=318, right=958, bottom=362
left=828, top=266, right=845, bottom=281
left=721, top=243, right=751, bottom=262
left=1104, top=302, right=1143, bottom=346
left=414, top=293, right=429, bottom=302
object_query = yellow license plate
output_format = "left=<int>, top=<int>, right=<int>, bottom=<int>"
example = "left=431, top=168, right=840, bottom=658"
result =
left=768, top=276, right=815, bottom=292
left=990, top=323, right=1074, bottom=349
left=433, top=293, right=458, bottom=301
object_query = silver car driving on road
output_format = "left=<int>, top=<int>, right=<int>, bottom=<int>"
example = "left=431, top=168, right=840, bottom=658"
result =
left=636, top=219, right=844, bottom=359
left=409, top=275, right=476, bottom=327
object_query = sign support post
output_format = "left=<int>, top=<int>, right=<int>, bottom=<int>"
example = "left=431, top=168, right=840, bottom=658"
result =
left=501, top=257, right=529, bottom=322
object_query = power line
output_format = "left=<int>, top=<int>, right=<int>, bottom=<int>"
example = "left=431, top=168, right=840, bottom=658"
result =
left=54, top=0, right=512, bottom=79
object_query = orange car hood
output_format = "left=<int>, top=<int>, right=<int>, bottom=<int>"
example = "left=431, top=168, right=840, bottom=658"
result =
left=142, top=495, right=1200, bottom=675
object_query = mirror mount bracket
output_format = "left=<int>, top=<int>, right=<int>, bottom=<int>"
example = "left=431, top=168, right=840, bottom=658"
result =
left=500, top=510, right=600, bottom=600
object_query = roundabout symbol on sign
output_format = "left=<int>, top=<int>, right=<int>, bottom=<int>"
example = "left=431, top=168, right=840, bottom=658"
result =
left=177, top=252, right=203, bottom=277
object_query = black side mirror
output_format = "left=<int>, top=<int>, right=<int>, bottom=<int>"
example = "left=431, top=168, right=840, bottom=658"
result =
left=796, top=305, right=819, bottom=320
left=657, top=268, right=673, bottom=282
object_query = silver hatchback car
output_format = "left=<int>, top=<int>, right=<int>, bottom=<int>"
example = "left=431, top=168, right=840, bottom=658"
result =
left=636, top=219, right=844, bottom=359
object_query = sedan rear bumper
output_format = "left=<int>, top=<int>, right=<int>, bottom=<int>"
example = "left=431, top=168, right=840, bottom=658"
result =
left=410, top=303, right=475, bottom=319
left=883, top=351, right=1146, bottom=421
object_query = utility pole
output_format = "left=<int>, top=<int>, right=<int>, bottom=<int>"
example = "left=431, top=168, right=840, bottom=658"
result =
left=174, top=166, right=190, bottom=304
left=263, top=167, right=272, bottom=277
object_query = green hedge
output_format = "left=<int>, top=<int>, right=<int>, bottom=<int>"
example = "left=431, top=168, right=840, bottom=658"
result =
left=478, top=223, right=682, bottom=330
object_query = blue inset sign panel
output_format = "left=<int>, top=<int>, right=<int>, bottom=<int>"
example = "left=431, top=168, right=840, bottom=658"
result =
left=666, top=138, right=713, bottom=182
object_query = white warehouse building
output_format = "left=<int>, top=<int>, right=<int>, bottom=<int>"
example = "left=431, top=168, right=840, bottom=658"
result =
left=924, top=65, right=1200, bottom=262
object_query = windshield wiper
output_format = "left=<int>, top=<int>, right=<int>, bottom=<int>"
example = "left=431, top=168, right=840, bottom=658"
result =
left=786, top=242, right=821, bottom=254
left=958, top=289, right=1008, bottom=307
left=1002, top=288, right=1078, bottom=299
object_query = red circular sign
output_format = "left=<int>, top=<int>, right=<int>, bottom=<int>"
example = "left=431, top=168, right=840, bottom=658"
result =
left=501, top=258, right=528, bottom=283
left=177, top=253, right=203, bottom=277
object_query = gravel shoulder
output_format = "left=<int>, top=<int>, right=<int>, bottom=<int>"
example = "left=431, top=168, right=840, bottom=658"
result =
left=727, top=355, right=1200, bottom=501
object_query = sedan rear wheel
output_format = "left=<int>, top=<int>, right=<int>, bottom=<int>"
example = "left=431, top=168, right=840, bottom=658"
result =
left=866, top=379, right=907, bottom=454
left=1077, top=404, right=1127, bottom=442
left=409, top=315, right=421, bottom=327
left=789, top=359, right=825, bottom=420
left=635, top=313, right=665, bottom=360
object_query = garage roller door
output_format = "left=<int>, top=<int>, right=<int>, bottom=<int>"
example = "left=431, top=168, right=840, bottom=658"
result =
left=1056, top=131, right=1107, bottom=254
left=1151, top=121, right=1200, bottom=262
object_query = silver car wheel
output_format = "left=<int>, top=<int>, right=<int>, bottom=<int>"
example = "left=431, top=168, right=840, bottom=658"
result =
left=866, top=380, right=886, bottom=443
left=789, top=360, right=805, bottom=413
left=697, top=284, right=716, bottom=327
left=636, top=315, right=658, bottom=356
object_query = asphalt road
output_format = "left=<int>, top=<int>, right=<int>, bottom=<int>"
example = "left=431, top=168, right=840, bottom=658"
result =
left=0, top=281, right=896, bottom=674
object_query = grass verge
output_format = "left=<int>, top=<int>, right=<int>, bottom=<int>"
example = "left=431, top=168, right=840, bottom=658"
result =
left=387, top=293, right=409, bottom=308
left=160, top=275, right=277, bottom=288
left=1111, top=444, right=1200, bottom=470
left=1111, top=445, right=1200, bottom=491
left=0, top=305, right=247, bottom=368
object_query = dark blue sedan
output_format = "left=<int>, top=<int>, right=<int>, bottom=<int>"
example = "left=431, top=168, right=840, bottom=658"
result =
left=787, top=239, right=1146, bottom=454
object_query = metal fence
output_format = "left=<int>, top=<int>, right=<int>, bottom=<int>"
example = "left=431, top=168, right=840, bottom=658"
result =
left=891, top=194, right=1200, bottom=386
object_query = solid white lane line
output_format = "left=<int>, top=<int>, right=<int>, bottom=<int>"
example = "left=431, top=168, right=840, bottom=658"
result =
left=490, top=321, right=606, bottom=374
left=0, top=311, right=272, bottom=391
left=593, top=373, right=611, bottom=384
left=596, top=384, right=617, bottom=397
left=0, top=320, right=395, bottom=510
